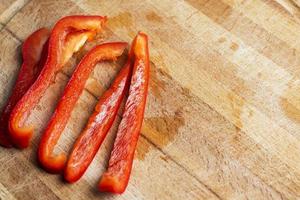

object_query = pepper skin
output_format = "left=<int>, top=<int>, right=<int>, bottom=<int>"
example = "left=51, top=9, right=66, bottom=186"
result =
left=98, top=32, right=150, bottom=193
left=64, top=58, right=132, bottom=183
left=38, top=42, right=127, bottom=174
left=0, top=28, right=49, bottom=148
left=9, top=15, right=107, bottom=148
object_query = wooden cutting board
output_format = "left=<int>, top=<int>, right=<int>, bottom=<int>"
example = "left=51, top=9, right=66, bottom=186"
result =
left=1, top=0, right=300, bottom=199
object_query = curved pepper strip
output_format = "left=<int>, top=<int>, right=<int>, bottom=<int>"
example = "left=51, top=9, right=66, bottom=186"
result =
left=98, top=32, right=149, bottom=193
left=9, top=15, right=107, bottom=148
left=38, top=42, right=127, bottom=173
left=0, top=28, right=50, bottom=148
left=64, top=58, right=132, bottom=183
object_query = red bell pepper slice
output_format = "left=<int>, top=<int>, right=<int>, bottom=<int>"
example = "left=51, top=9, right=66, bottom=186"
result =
left=64, top=58, right=132, bottom=183
left=98, top=32, right=149, bottom=193
left=38, top=42, right=127, bottom=173
left=9, top=15, right=107, bottom=148
left=0, top=28, right=50, bottom=148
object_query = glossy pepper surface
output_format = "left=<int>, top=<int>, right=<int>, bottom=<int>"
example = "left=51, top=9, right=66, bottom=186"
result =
left=0, top=28, right=49, bottom=148
left=38, top=42, right=127, bottom=173
left=98, top=32, right=149, bottom=193
left=64, top=58, right=132, bottom=182
left=9, top=15, right=107, bottom=148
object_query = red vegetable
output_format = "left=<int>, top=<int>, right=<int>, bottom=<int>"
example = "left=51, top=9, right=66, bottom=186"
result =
left=98, top=32, right=149, bottom=193
left=38, top=42, right=127, bottom=173
left=9, top=15, right=107, bottom=148
left=64, top=58, right=132, bottom=183
left=0, top=28, right=49, bottom=148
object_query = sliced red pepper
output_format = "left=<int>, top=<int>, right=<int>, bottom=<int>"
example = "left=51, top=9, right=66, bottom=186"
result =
left=9, top=15, right=107, bottom=148
left=64, top=58, right=132, bottom=183
left=98, top=32, right=150, bottom=193
left=38, top=42, right=127, bottom=173
left=0, top=28, right=50, bottom=148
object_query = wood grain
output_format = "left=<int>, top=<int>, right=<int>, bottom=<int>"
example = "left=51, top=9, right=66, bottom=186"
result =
left=0, top=0, right=30, bottom=24
left=1, top=0, right=300, bottom=199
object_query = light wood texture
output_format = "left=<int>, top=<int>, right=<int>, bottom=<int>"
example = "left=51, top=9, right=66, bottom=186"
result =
left=1, top=0, right=300, bottom=199
left=0, top=0, right=29, bottom=25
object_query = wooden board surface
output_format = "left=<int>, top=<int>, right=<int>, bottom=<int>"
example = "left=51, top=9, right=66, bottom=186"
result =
left=1, top=0, right=300, bottom=199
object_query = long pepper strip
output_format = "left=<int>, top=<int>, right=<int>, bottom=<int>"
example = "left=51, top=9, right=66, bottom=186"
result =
left=64, top=59, right=132, bottom=183
left=0, top=28, right=49, bottom=147
left=99, top=32, right=149, bottom=193
left=38, top=42, right=127, bottom=173
left=9, top=15, right=106, bottom=148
